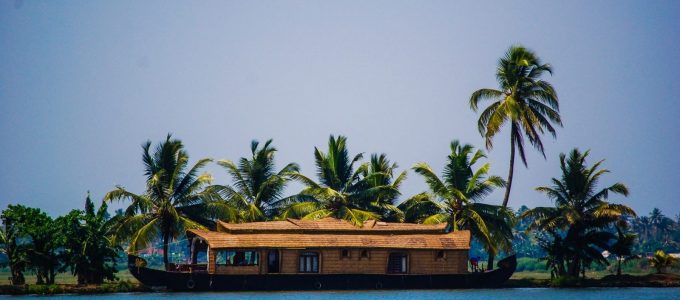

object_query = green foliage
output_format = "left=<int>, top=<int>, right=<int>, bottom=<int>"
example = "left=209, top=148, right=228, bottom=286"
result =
left=631, top=208, right=680, bottom=254
left=649, top=250, right=678, bottom=273
left=399, top=140, right=513, bottom=256
left=470, top=45, right=561, bottom=208
left=56, top=193, right=121, bottom=284
left=515, top=257, right=547, bottom=272
left=1, top=204, right=59, bottom=284
left=214, top=139, right=300, bottom=221
left=27, top=284, right=63, bottom=295
left=523, top=148, right=635, bottom=278
left=105, top=134, right=235, bottom=270
left=280, top=135, right=402, bottom=226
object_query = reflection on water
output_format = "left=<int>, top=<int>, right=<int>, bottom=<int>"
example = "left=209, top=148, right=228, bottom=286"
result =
left=5, top=288, right=680, bottom=300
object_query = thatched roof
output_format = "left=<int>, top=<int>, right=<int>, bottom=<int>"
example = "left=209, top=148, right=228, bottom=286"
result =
left=187, top=218, right=469, bottom=250
left=216, top=218, right=448, bottom=234
left=187, top=230, right=469, bottom=250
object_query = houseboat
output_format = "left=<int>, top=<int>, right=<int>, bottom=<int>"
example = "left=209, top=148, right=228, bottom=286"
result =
left=128, top=218, right=516, bottom=290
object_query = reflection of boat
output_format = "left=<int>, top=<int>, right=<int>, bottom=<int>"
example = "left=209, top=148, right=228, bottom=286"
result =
left=128, top=218, right=516, bottom=291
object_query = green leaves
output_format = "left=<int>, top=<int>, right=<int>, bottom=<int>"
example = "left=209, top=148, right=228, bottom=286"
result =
left=649, top=250, right=678, bottom=273
left=56, top=195, right=120, bottom=284
left=405, top=140, right=510, bottom=254
left=216, top=139, right=300, bottom=221
left=105, top=135, right=229, bottom=270
left=281, top=135, right=406, bottom=226
left=524, top=148, right=636, bottom=278
left=471, top=45, right=562, bottom=177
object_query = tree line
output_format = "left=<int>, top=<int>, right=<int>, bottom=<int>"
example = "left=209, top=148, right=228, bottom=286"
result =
left=1, top=195, right=119, bottom=285
left=2, top=45, right=665, bottom=285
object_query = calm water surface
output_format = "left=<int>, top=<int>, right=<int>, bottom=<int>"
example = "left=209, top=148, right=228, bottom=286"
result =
left=2, top=288, right=679, bottom=300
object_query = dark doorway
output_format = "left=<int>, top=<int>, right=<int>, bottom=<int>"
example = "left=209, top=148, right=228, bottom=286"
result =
left=267, top=250, right=280, bottom=273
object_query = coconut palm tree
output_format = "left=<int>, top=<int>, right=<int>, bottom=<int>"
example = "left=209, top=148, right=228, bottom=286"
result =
left=537, top=230, right=567, bottom=278
left=470, top=45, right=561, bottom=208
left=522, top=148, right=636, bottom=277
left=609, top=226, right=638, bottom=276
left=358, top=153, right=407, bottom=222
left=105, top=135, right=237, bottom=270
left=399, top=140, right=512, bottom=268
left=214, top=139, right=300, bottom=221
left=280, top=135, right=399, bottom=226
left=649, top=250, right=678, bottom=273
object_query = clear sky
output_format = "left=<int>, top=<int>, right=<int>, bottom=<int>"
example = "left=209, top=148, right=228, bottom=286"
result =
left=1, top=0, right=679, bottom=217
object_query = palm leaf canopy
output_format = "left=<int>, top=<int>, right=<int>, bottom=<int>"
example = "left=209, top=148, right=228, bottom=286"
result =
left=470, top=45, right=562, bottom=166
left=400, top=140, right=511, bottom=253
left=280, top=135, right=401, bottom=226
left=214, top=139, right=300, bottom=221
left=524, top=148, right=634, bottom=233
left=522, top=148, right=636, bottom=277
left=105, top=134, right=235, bottom=253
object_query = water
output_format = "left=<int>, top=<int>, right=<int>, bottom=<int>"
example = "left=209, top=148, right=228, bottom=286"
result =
left=2, top=288, right=679, bottom=300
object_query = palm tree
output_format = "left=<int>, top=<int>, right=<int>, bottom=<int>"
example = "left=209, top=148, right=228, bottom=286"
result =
left=650, top=208, right=664, bottom=240
left=280, top=135, right=399, bottom=226
left=214, top=139, right=300, bottom=221
left=359, top=154, right=407, bottom=222
left=649, top=250, right=678, bottom=274
left=609, top=226, right=638, bottom=276
left=537, top=230, right=567, bottom=278
left=522, top=148, right=636, bottom=277
left=399, top=140, right=512, bottom=268
left=470, top=45, right=561, bottom=208
left=58, top=193, right=120, bottom=284
left=105, top=135, right=236, bottom=270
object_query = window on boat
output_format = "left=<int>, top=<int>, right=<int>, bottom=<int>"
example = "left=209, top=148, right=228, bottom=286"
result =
left=436, top=250, right=446, bottom=260
left=360, top=249, right=370, bottom=259
left=387, top=253, right=408, bottom=274
left=215, top=250, right=259, bottom=266
left=340, top=249, right=351, bottom=259
left=299, top=252, right=319, bottom=273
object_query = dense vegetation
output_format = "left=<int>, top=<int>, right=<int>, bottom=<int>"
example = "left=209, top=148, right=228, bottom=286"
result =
left=1, top=45, right=676, bottom=287
left=1, top=196, right=120, bottom=285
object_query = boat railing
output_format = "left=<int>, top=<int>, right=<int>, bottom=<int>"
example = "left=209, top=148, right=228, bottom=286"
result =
left=167, top=263, right=208, bottom=273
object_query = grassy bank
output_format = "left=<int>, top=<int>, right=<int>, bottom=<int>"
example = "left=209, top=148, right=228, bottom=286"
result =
left=507, top=273, right=680, bottom=288
left=0, top=280, right=150, bottom=295
left=0, top=268, right=139, bottom=285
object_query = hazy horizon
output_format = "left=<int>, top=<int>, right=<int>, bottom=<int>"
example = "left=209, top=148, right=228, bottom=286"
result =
left=1, top=1, right=679, bottom=217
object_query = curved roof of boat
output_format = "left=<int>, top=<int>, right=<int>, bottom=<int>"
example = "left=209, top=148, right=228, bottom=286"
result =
left=187, top=228, right=470, bottom=250
left=216, top=218, right=448, bottom=234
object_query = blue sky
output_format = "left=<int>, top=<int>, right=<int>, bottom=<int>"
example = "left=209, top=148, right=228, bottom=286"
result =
left=1, top=0, right=679, bottom=217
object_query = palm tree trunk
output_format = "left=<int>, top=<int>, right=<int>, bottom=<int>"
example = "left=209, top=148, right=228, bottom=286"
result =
left=163, top=231, right=170, bottom=271
left=487, top=250, right=495, bottom=270
left=617, top=258, right=622, bottom=276
left=502, top=132, right=515, bottom=208
left=488, top=132, right=517, bottom=270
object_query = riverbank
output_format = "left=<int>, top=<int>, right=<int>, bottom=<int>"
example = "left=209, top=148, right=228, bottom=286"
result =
left=0, top=280, right=151, bottom=295
left=506, top=273, right=680, bottom=288
left=1, top=274, right=679, bottom=295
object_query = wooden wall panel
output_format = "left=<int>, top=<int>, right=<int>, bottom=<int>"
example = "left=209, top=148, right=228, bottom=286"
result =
left=209, top=248, right=468, bottom=275
left=408, top=250, right=468, bottom=274
left=208, top=248, right=216, bottom=274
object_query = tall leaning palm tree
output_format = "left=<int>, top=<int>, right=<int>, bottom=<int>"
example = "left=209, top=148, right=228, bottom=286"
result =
left=214, top=139, right=300, bottom=221
left=280, top=135, right=399, bottom=226
left=399, top=140, right=513, bottom=267
left=105, top=135, right=236, bottom=270
left=522, top=149, right=635, bottom=277
left=470, top=45, right=562, bottom=208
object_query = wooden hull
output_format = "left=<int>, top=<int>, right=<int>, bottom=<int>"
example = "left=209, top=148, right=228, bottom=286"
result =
left=128, top=254, right=516, bottom=291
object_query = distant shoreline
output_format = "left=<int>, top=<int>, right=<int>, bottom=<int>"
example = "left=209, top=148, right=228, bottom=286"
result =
left=2, top=273, right=679, bottom=295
